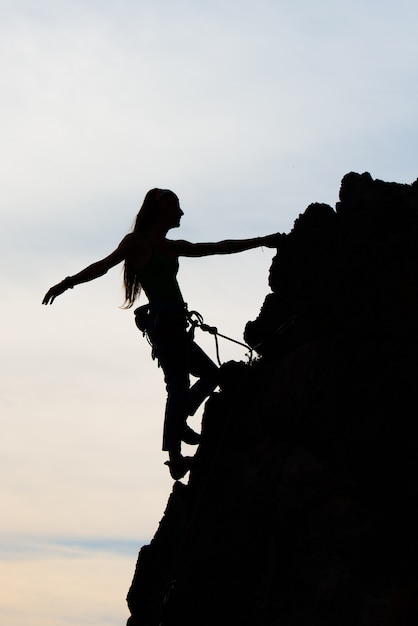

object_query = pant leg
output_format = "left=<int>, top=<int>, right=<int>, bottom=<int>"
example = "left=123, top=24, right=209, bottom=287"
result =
left=150, top=325, right=191, bottom=453
left=188, top=340, right=219, bottom=416
left=143, top=306, right=218, bottom=451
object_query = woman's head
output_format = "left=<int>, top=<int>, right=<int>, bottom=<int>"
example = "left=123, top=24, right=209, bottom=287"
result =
left=122, top=189, right=181, bottom=308
left=133, top=188, right=181, bottom=232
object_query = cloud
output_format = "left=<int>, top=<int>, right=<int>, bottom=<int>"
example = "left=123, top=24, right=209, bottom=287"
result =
left=0, top=537, right=134, bottom=626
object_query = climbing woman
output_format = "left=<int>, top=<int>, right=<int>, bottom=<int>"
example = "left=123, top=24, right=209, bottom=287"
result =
left=42, top=188, right=280, bottom=479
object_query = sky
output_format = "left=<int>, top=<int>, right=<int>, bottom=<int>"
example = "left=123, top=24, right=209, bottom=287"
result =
left=1, top=0, right=417, bottom=624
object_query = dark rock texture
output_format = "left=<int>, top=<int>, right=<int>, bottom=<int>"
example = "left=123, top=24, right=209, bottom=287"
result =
left=126, top=172, right=418, bottom=626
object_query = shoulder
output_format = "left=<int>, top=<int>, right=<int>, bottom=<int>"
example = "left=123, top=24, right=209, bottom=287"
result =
left=124, top=233, right=158, bottom=270
left=119, top=232, right=150, bottom=253
left=165, top=238, right=194, bottom=256
left=121, top=232, right=139, bottom=247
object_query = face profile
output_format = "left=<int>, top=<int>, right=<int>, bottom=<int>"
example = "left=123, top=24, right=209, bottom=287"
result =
left=159, top=193, right=184, bottom=229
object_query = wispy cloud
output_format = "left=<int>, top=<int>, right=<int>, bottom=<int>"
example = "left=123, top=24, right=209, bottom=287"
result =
left=0, top=536, right=135, bottom=626
left=0, top=534, right=143, bottom=561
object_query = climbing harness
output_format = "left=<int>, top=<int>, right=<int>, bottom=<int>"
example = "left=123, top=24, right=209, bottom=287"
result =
left=134, top=304, right=254, bottom=365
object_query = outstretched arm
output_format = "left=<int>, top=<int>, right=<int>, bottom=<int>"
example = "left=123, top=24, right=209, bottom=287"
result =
left=171, top=232, right=284, bottom=257
left=42, top=234, right=133, bottom=305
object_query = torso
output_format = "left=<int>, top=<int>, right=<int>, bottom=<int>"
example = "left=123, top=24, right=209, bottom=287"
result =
left=126, top=233, right=184, bottom=305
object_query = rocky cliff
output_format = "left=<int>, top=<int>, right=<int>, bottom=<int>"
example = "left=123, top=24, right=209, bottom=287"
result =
left=126, top=172, right=418, bottom=626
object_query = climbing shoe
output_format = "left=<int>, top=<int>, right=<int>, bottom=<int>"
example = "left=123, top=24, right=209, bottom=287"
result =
left=165, top=456, right=194, bottom=480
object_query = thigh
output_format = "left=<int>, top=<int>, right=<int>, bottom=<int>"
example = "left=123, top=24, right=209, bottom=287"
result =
left=189, top=340, right=218, bottom=379
left=153, top=327, right=191, bottom=389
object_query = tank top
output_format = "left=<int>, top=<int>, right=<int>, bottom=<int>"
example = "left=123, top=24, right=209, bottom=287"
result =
left=138, top=243, right=184, bottom=306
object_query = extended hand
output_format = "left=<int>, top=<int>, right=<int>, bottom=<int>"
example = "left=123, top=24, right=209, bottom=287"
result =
left=42, top=280, right=69, bottom=305
left=262, top=232, right=286, bottom=248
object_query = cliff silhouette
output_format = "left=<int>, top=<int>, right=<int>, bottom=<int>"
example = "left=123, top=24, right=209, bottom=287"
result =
left=126, top=172, right=418, bottom=626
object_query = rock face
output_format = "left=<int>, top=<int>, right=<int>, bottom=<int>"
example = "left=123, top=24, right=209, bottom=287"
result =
left=126, top=172, right=418, bottom=626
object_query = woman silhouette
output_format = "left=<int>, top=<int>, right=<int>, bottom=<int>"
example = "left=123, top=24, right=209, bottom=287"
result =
left=43, top=188, right=280, bottom=479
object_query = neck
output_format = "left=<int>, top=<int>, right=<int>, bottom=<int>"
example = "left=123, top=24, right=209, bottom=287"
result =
left=145, top=223, right=169, bottom=240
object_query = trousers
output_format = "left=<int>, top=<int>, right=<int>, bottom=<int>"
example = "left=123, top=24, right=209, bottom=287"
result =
left=137, top=302, right=219, bottom=453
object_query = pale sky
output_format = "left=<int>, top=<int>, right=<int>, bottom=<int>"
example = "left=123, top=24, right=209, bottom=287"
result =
left=1, top=1, right=417, bottom=624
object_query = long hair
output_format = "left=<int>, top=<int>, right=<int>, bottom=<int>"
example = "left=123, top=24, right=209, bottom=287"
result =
left=122, top=188, right=174, bottom=308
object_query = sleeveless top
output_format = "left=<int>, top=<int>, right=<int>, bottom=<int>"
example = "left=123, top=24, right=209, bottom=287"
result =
left=138, top=243, right=184, bottom=307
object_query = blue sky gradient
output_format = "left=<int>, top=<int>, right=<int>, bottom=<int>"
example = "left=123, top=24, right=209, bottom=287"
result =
left=1, top=1, right=418, bottom=624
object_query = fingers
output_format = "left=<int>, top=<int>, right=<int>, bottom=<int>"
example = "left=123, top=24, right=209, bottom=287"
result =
left=42, top=288, right=57, bottom=305
left=268, top=232, right=286, bottom=247
left=262, top=235, right=278, bottom=247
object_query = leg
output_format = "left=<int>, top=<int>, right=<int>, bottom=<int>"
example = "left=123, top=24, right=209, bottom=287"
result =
left=188, top=340, right=219, bottom=416
left=156, top=335, right=196, bottom=479
left=141, top=306, right=198, bottom=480
left=156, top=335, right=190, bottom=453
